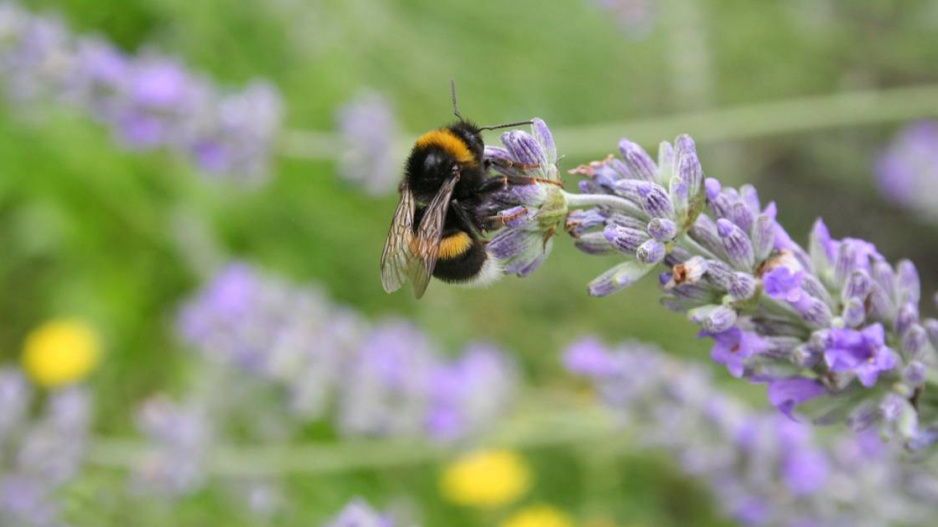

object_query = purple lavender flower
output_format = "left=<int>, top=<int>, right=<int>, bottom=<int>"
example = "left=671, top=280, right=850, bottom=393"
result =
left=178, top=263, right=360, bottom=420
left=0, top=376, right=93, bottom=527
left=875, top=121, right=938, bottom=221
left=485, top=119, right=566, bottom=277
left=132, top=395, right=213, bottom=497
left=491, top=123, right=938, bottom=451
left=425, top=343, right=518, bottom=441
left=179, top=263, right=517, bottom=441
left=824, top=324, right=899, bottom=388
left=0, top=2, right=283, bottom=183
left=566, top=339, right=938, bottom=526
left=336, top=91, right=403, bottom=196
left=703, top=327, right=768, bottom=378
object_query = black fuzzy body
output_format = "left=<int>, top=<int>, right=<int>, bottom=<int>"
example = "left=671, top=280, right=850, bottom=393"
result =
left=404, top=121, right=488, bottom=212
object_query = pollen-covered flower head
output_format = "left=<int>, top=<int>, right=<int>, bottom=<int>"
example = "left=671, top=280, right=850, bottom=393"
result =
left=484, top=118, right=566, bottom=277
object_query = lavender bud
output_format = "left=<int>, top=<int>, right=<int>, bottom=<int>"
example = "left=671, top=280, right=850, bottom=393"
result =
left=657, top=141, right=675, bottom=182
left=671, top=283, right=718, bottom=302
left=689, top=304, right=737, bottom=333
left=792, top=345, right=821, bottom=368
left=728, top=272, right=756, bottom=301
left=647, top=218, right=678, bottom=242
left=636, top=239, right=666, bottom=265
left=841, top=298, right=866, bottom=328
left=896, top=260, right=921, bottom=304
left=613, top=178, right=645, bottom=201
left=618, top=139, right=657, bottom=182
left=704, top=177, right=722, bottom=201
left=704, top=259, right=735, bottom=290
left=716, top=219, right=755, bottom=271
left=833, top=242, right=857, bottom=289
left=565, top=209, right=606, bottom=236
left=896, top=303, right=920, bottom=336
left=638, top=183, right=675, bottom=219
left=925, top=319, right=938, bottom=350
left=607, top=213, right=649, bottom=231
left=740, top=184, right=761, bottom=215
left=802, top=298, right=833, bottom=328
left=674, top=135, right=702, bottom=197
left=901, top=324, right=928, bottom=359
left=665, top=247, right=692, bottom=266
left=588, top=261, right=654, bottom=297
left=842, top=269, right=871, bottom=302
left=669, top=176, right=689, bottom=218
left=750, top=214, right=776, bottom=263
left=730, top=201, right=754, bottom=233
left=801, top=274, right=833, bottom=307
left=868, top=283, right=895, bottom=322
left=904, top=361, right=927, bottom=386
left=689, top=215, right=725, bottom=258
left=603, top=224, right=650, bottom=253
left=501, top=130, right=545, bottom=166
left=708, top=190, right=733, bottom=221
left=574, top=232, right=614, bottom=255
left=809, top=219, right=835, bottom=273
left=872, top=261, right=897, bottom=301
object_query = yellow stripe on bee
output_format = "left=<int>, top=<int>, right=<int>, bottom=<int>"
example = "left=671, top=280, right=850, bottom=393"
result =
left=415, top=129, right=476, bottom=165
left=438, top=231, right=473, bottom=259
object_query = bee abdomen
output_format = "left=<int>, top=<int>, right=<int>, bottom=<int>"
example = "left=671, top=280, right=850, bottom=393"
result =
left=433, top=234, right=500, bottom=287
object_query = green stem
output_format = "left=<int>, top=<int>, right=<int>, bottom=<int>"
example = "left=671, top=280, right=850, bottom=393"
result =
left=561, top=190, right=647, bottom=219
left=86, top=405, right=617, bottom=476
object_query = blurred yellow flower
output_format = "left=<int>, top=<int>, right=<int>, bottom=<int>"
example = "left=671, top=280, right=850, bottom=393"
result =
left=500, top=505, right=574, bottom=527
left=440, top=449, right=531, bottom=507
left=22, top=319, right=101, bottom=388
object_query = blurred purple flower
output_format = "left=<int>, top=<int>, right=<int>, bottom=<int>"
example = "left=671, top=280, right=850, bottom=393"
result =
left=336, top=91, right=403, bottom=196
left=324, top=498, right=395, bottom=527
left=0, top=376, right=93, bottom=526
left=132, top=395, right=213, bottom=497
left=178, top=263, right=517, bottom=442
left=876, top=121, right=938, bottom=220
left=0, top=2, right=283, bottom=183
left=566, top=339, right=938, bottom=526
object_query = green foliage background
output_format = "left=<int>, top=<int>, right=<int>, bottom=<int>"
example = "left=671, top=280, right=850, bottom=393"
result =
left=2, top=0, right=938, bottom=525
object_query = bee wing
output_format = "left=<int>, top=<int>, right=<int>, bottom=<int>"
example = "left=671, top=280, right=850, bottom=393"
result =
left=380, top=184, right=417, bottom=293
left=411, top=173, right=459, bottom=299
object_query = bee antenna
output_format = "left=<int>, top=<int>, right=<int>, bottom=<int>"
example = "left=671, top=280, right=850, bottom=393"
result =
left=478, top=120, right=534, bottom=131
left=450, top=79, right=464, bottom=121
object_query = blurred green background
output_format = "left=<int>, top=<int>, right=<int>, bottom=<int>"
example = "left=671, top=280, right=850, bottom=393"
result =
left=3, top=0, right=938, bottom=525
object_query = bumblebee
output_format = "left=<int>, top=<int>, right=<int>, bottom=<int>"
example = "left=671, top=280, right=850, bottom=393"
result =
left=380, top=83, right=538, bottom=298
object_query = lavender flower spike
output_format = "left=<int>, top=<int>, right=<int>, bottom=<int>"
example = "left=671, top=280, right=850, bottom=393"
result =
left=565, top=339, right=938, bottom=527
left=486, top=122, right=938, bottom=452
left=0, top=2, right=283, bottom=183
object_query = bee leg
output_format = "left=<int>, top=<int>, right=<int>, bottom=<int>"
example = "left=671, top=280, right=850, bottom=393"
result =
left=477, top=176, right=509, bottom=195
left=505, top=174, right=564, bottom=187
left=486, top=157, right=540, bottom=173
left=482, top=206, right=528, bottom=230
